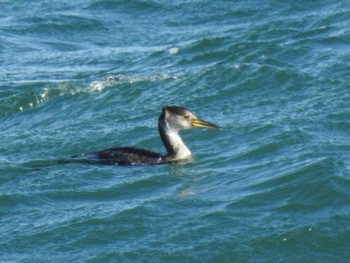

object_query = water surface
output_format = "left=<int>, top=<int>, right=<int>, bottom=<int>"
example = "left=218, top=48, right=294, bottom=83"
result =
left=1, top=0, right=350, bottom=262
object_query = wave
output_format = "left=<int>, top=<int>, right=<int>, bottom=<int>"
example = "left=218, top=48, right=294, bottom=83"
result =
left=0, top=73, right=178, bottom=117
left=87, top=73, right=176, bottom=92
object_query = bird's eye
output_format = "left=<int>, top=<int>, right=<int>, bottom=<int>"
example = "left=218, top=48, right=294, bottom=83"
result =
left=183, top=114, right=190, bottom=120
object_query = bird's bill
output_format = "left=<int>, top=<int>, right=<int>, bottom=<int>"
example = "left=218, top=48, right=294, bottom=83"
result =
left=190, top=118, right=221, bottom=129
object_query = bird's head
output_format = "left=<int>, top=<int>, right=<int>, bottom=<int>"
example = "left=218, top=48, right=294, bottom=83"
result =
left=160, top=106, right=221, bottom=131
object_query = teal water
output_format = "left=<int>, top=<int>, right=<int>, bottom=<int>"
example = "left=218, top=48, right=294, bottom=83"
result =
left=1, top=0, right=350, bottom=262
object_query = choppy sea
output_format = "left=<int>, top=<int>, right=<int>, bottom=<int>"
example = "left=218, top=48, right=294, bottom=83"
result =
left=1, top=0, right=350, bottom=262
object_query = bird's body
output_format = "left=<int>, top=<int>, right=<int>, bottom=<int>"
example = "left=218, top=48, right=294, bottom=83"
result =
left=73, top=106, right=220, bottom=165
left=79, top=147, right=162, bottom=165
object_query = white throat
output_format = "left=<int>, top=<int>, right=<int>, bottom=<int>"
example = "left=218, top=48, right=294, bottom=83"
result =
left=166, top=129, right=191, bottom=160
left=159, top=118, right=192, bottom=161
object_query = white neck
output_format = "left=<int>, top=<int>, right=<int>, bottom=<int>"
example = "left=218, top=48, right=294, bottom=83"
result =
left=159, top=121, right=191, bottom=161
left=166, top=130, right=191, bottom=160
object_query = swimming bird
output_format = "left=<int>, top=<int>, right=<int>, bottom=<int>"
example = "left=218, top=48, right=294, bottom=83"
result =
left=73, top=106, right=221, bottom=165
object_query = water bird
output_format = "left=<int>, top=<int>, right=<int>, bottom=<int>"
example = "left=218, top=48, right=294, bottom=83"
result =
left=73, top=106, right=221, bottom=165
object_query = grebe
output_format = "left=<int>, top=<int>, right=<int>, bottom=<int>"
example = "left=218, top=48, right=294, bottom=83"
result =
left=73, top=106, right=221, bottom=165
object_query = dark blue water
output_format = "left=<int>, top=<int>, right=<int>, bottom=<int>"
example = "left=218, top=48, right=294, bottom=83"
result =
left=1, top=1, right=350, bottom=262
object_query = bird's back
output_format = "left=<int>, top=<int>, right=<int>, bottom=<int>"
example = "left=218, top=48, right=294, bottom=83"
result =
left=74, top=147, right=163, bottom=165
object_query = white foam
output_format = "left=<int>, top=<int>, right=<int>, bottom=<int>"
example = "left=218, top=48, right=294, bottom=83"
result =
left=87, top=73, right=177, bottom=93
left=168, top=47, right=180, bottom=55
left=38, top=87, right=49, bottom=102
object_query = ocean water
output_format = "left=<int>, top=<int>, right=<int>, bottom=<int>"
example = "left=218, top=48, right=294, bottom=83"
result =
left=1, top=0, right=350, bottom=262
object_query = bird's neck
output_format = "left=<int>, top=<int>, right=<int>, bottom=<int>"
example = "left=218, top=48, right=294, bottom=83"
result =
left=158, top=121, right=191, bottom=162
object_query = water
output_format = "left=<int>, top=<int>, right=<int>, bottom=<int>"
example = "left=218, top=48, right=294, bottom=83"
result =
left=1, top=0, right=350, bottom=262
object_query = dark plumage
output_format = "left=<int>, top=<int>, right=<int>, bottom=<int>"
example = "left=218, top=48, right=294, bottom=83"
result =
left=91, top=147, right=162, bottom=165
